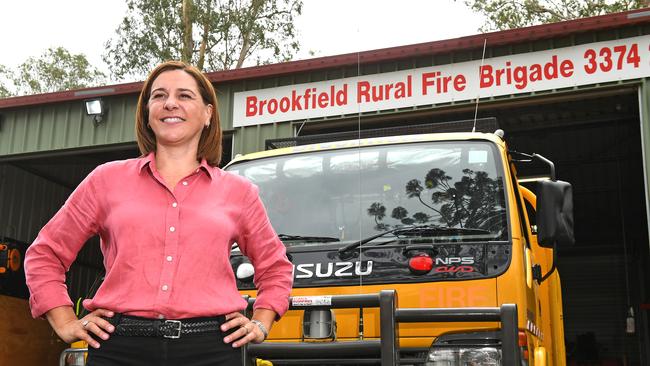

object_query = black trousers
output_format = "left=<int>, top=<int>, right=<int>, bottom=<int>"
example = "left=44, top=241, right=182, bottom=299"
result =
left=86, top=329, right=243, bottom=366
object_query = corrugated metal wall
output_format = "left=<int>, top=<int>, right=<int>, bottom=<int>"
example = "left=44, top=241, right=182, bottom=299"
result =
left=559, top=256, right=634, bottom=363
left=0, top=95, right=137, bottom=157
left=0, top=164, right=69, bottom=242
left=0, top=163, right=103, bottom=302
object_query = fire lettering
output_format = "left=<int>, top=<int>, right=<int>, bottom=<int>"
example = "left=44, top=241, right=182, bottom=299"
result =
left=421, top=72, right=466, bottom=95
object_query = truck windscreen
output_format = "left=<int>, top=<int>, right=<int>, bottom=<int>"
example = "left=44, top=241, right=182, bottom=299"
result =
left=227, top=141, right=507, bottom=245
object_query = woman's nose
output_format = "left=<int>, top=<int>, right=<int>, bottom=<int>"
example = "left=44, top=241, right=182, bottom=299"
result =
left=164, top=96, right=179, bottom=110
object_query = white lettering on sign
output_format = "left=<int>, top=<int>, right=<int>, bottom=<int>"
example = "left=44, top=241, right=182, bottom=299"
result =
left=233, top=35, right=650, bottom=127
left=291, top=296, right=333, bottom=307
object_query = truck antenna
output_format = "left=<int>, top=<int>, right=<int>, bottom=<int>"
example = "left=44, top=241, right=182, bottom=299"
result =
left=472, top=38, right=488, bottom=133
left=355, top=28, right=364, bottom=291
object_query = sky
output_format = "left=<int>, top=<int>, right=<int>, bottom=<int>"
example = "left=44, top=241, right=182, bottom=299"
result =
left=0, top=0, right=484, bottom=81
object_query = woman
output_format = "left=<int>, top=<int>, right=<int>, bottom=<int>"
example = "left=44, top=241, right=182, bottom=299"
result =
left=24, top=61, right=293, bottom=365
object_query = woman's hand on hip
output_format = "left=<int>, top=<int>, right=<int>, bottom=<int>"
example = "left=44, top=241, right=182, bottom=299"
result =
left=46, top=307, right=115, bottom=348
left=221, top=312, right=265, bottom=347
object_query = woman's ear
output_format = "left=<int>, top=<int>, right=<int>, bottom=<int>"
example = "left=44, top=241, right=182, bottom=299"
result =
left=206, top=104, right=213, bottom=121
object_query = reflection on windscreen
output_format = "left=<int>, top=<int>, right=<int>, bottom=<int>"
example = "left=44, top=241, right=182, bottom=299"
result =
left=228, top=141, right=507, bottom=244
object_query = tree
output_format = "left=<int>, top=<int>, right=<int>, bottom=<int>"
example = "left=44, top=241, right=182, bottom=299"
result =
left=0, top=65, right=12, bottom=98
left=464, top=0, right=647, bottom=31
left=9, top=47, right=106, bottom=96
left=104, top=0, right=302, bottom=80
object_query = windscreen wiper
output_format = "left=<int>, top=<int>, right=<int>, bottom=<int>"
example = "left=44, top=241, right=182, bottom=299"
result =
left=278, top=234, right=340, bottom=243
left=337, top=225, right=491, bottom=254
left=393, top=226, right=490, bottom=237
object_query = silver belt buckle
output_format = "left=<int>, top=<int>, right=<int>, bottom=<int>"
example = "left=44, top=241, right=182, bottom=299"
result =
left=164, top=320, right=182, bottom=339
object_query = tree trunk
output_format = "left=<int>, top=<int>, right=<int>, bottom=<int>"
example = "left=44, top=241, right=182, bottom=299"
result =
left=235, top=0, right=264, bottom=69
left=197, top=0, right=212, bottom=70
left=182, top=0, right=194, bottom=64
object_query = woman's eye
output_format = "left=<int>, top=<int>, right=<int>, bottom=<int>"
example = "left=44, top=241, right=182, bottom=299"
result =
left=151, top=93, right=164, bottom=99
left=180, top=94, right=192, bottom=99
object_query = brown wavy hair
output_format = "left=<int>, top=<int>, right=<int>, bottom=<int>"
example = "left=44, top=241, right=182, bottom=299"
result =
left=135, top=60, right=222, bottom=166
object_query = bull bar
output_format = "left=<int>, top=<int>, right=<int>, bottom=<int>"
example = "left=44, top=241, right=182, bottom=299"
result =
left=243, top=290, right=520, bottom=365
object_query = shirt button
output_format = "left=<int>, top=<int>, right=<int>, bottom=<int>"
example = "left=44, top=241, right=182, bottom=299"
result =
left=169, top=226, right=175, bottom=232
left=166, top=256, right=173, bottom=262
left=158, top=314, right=165, bottom=319
left=182, top=181, right=188, bottom=186
left=162, top=285, right=169, bottom=291
left=172, top=202, right=178, bottom=208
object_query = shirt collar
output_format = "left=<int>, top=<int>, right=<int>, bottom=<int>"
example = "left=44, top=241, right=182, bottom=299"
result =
left=138, top=152, right=214, bottom=180
left=198, top=158, right=214, bottom=180
left=137, top=152, right=155, bottom=174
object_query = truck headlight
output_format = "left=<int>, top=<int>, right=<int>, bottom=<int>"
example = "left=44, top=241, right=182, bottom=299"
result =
left=427, top=346, right=501, bottom=366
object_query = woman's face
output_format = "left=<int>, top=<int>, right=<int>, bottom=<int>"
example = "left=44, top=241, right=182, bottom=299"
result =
left=147, top=69, right=213, bottom=150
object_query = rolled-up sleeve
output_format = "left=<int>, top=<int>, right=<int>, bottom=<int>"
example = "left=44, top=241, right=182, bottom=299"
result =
left=24, top=167, right=104, bottom=318
left=236, top=183, right=293, bottom=318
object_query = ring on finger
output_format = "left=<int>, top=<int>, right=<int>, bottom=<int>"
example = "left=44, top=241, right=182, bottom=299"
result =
left=82, top=320, right=90, bottom=328
left=240, top=325, right=249, bottom=334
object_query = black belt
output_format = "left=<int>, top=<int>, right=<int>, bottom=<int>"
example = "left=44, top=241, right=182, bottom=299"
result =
left=108, top=314, right=226, bottom=339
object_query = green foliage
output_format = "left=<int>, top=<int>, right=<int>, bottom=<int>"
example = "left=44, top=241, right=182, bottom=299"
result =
left=5, top=47, right=106, bottom=96
left=464, top=0, right=647, bottom=31
left=104, top=0, right=303, bottom=80
left=0, top=65, right=12, bottom=98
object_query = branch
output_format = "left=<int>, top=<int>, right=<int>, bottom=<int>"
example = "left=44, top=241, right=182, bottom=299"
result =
left=197, top=0, right=213, bottom=70
left=235, top=0, right=264, bottom=68
left=531, top=1, right=570, bottom=21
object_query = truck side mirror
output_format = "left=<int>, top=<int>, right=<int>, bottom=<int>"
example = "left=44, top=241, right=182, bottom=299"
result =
left=536, top=180, right=575, bottom=248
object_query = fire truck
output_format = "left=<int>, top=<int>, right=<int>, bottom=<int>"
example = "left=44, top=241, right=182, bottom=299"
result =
left=227, top=123, right=574, bottom=365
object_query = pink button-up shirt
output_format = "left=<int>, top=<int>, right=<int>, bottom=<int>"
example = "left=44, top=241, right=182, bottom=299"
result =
left=24, top=153, right=293, bottom=320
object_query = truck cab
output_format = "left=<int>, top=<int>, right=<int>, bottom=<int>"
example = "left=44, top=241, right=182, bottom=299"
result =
left=227, top=130, right=574, bottom=365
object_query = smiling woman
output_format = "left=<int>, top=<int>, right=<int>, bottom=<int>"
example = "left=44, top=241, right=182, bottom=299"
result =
left=23, top=61, right=293, bottom=366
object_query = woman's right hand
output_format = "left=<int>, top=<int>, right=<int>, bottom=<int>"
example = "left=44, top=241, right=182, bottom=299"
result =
left=46, top=306, right=115, bottom=348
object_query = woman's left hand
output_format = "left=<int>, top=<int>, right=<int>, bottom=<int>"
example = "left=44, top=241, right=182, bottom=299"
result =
left=221, top=312, right=265, bottom=347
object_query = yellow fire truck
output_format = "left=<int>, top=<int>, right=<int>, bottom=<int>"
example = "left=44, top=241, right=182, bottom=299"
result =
left=227, top=125, right=574, bottom=365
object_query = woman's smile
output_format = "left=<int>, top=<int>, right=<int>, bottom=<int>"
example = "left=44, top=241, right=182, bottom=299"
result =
left=161, top=116, right=186, bottom=123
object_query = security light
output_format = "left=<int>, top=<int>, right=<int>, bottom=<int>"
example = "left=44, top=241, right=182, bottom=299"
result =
left=85, top=99, right=106, bottom=124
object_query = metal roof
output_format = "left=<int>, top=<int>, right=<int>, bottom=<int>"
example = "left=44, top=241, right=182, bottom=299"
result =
left=1, top=7, right=649, bottom=111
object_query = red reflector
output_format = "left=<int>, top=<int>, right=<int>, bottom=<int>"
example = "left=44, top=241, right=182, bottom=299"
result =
left=519, top=331, right=529, bottom=360
left=408, top=255, right=433, bottom=273
left=518, top=331, right=527, bottom=346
